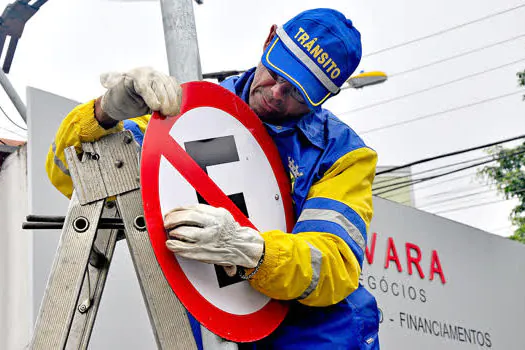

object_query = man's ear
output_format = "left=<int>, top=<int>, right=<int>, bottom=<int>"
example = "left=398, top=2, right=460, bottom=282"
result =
left=263, top=24, right=278, bottom=51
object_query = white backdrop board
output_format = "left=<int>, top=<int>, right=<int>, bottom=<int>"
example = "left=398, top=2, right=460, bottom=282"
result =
left=367, top=196, right=525, bottom=349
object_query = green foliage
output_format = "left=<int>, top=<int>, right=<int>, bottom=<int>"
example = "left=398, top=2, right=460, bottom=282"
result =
left=519, top=69, right=525, bottom=100
left=479, top=141, right=525, bottom=243
left=479, top=71, right=525, bottom=242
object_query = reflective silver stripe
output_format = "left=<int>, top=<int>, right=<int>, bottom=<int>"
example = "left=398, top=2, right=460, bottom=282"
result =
left=298, top=242, right=322, bottom=300
left=52, top=142, right=70, bottom=176
left=276, top=26, right=340, bottom=94
left=297, top=208, right=366, bottom=252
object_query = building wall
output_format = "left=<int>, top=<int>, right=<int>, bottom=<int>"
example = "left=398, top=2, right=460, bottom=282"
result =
left=374, top=166, right=415, bottom=206
left=0, top=146, right=31, bottom=350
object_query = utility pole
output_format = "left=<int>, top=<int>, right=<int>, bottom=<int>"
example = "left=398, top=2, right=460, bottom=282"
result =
left=0, top=69, right=25, bottom=121
left=159, top=0, right=202, bottom=83
left=0, top=0, right=49, bottom=124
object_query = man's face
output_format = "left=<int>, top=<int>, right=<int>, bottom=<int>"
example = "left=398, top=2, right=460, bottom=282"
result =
left=249, top=62, right=311, bottom=123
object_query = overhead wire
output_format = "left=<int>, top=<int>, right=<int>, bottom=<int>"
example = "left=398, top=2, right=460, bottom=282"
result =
left=374, top=157, right=497, bottom=195
left=373, top=148, right=525, bottom=196
left=359, top=90, right=523, bottom=135
left=395, top=182, right=486, bottom=205
left=417, top=189, right=500, bottom=209
left=206, top=5, right=525, bottom=84
left=343, top=6, right=525, bottom=213
left=374, top=151, right=506, bottom=187
left=340, top=56, right=525, bottom=114
left=388, top=34, right=525, bottom=79
left=418, top=187, right=525, bottom=209
left=381, top=172, right=484, bottom=203
left=406, top=172, right=479, bottom=192
left=376, top=164, right=490, bottom=202
left=341, top=32, right=525, bottom=95
left=375, top=162, right=517, bottom=199
left=376, top=134, right=525, bottom=176
left=374, top=135, right=525, bottom=199
left=335, top=13, right=525, bottom=143
left=433, top=198, right=508, bottom=215
left=0, top=125, right=26, bottom=139
left=415, top=183, right=483, bottom=198
left=0, top=103, right=26, bottom=131
left=346, top=5, right=525, bottom=214
left=364, top=3, right=525, bottom=57
left=427, top=186, right=525, bottom=215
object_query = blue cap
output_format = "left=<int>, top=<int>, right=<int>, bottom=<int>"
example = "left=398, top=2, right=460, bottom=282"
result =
left=262, top=8, right=362, bottom=109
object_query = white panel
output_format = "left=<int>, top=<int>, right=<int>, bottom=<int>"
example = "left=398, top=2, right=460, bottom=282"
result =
left=367, top=197, right=525, bottom=349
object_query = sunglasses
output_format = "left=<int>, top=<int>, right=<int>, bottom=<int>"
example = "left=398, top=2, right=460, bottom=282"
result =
left=267, top=69, right=307, bottom=105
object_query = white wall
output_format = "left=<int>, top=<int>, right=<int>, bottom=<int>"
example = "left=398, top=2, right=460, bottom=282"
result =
left=0, top=147, right=31, bottom=350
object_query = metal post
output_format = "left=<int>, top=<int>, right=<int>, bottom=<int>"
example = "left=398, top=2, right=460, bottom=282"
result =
left=0, top=69, right=26, bottom=122
left=159, top=0, right=202, bottom=83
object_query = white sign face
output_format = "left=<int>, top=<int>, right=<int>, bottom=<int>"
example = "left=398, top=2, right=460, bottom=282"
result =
left=141, top=81, right=292, bottom=342
left=158, top=106, right=287, bottom=314
left=366, top=197, right=525, bottom=349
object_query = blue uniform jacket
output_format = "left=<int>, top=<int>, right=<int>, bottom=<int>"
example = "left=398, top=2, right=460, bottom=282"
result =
left=225, top=69, right=379, bottom=349
left=126, top=68, right=380, bottom=349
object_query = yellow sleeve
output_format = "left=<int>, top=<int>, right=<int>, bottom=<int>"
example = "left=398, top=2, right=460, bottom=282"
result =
left=45, top=99, right=150, bottom=198
left=249, top=147, right=377, bottom=307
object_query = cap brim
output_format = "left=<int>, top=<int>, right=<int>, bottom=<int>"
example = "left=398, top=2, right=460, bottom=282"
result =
left=262, top=37, right=332, bottom=109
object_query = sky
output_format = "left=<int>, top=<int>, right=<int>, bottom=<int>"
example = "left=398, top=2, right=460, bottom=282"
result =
left=0, top=0, right=523, bottom=237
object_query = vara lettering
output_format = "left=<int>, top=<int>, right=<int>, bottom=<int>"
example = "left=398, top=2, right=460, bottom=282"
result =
left=365, top=232, right=446, bottom=284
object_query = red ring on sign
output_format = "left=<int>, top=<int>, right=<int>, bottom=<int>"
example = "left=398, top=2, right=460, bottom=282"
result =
left=141, top=81, right=293, bottom=342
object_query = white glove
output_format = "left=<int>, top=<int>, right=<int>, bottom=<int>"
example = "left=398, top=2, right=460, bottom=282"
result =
left=100, top=67, right=182, bottom=121
left=164, top=204, right=264, bottom=277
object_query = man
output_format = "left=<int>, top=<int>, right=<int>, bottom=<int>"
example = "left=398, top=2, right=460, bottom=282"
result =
left=47, top=8, right=379, bottom=349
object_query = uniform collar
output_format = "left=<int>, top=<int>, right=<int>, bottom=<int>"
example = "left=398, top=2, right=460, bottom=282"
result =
left=238, top=67, right=256, bottom=104
left=233, top=67, right=326, bottom=149
left=297, top=111, right=326, bottom=149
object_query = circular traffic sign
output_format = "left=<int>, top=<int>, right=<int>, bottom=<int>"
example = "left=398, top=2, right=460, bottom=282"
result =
left=141, top=81, right=294, bottom=342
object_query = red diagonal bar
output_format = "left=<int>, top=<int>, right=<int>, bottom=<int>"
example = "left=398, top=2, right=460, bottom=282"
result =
left=162, top=134, right=257, bottom=230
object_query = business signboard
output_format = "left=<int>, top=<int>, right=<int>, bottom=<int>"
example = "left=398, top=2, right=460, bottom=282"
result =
left=367, top=197, right=525, bottom=349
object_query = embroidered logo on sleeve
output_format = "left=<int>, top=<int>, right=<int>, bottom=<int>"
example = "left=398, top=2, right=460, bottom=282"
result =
left=288, top=156, right=304, bottom=195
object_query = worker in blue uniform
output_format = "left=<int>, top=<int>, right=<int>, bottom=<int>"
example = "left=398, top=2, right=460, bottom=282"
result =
left=47, top=8, right=380, bottom=350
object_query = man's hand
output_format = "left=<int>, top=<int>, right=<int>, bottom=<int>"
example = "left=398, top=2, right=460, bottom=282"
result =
left=100, top=67, right=182, bottom=121
left=164, top=204, right=264, bottom=277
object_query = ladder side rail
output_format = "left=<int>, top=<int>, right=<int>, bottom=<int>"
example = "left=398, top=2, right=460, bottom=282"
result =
left=117, top=190, right=197, bottom=349
left=94, top=131, right=197, bottom=349
left=30, top=193, right=104, bottom=349
left=65, top=204, right=120, bottom=350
